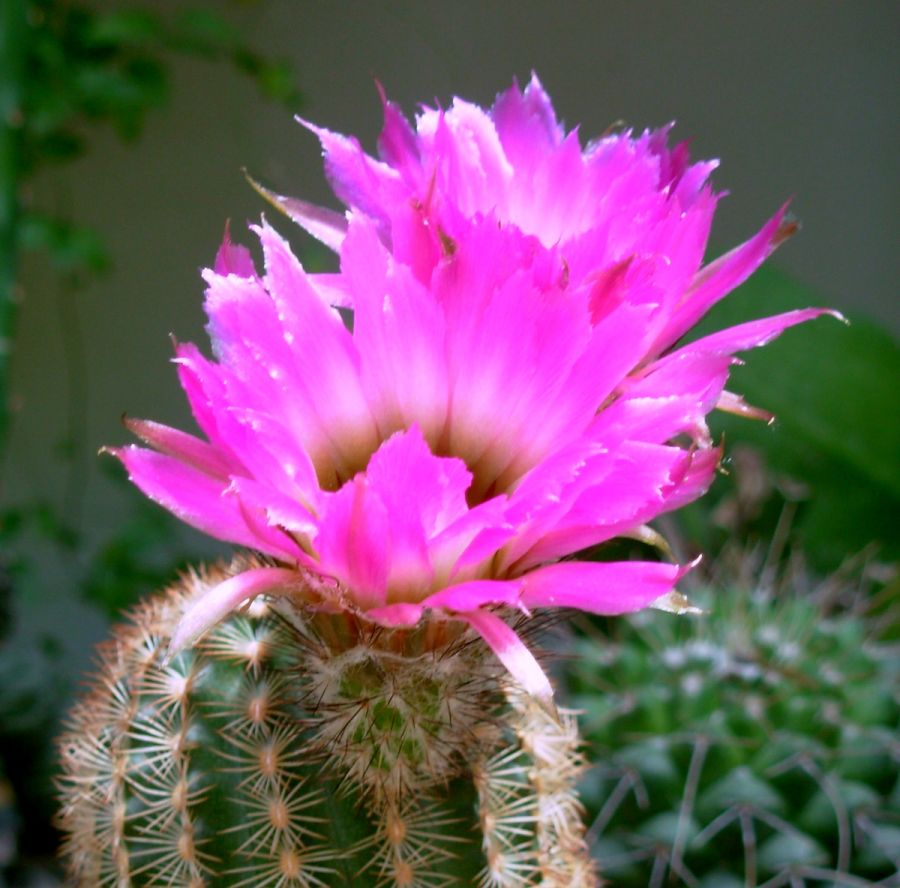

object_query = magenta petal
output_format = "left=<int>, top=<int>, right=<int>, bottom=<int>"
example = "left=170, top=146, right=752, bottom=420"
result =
left=376, top=85, right=422, bottom=183
left=665, top=307, right=840, bottom=360
left=420, top=579, right=523, bottom=613
left=364, top=426, right=472, bottom=538
left=315, top=476, right=390, bottom=610
left=521, top=560, right=689, bottom=615
left=254, top=221, right=380, bottom=481
left=654, top=206, right=788, bottom=351
left=461, top=610, right=553, bottom=700
left=225, top=475, right=319, bottom=540
left=111, top=446, right=296, bottom=560
left=172, top=341, right=234, bottom=452
left=491, top=73, right=562, bottom=162
left=600, top=351, right=737, bottom=444
left=342, top=220, right=450, bottom=444
left=214, top=223, right=256, bottom=277
left=299, top=116, right=408, bottom=229
left=365, top=602, right=424, bottom=627
left=247, top=176, right=348, bottom=252
left=124, top=417, right=239, bottom=478
left=169, top=567, right=299, bottom=655
left=214, top=224, right=256, bottom=277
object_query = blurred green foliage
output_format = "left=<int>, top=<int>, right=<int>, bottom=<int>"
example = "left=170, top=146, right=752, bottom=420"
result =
left=568, top=563, right=900, bottom=885
left=0, top=2, right=300, bottom=882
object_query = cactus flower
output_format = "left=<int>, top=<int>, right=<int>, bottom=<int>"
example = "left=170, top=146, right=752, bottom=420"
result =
left=111, top=77, right=832, bottom=699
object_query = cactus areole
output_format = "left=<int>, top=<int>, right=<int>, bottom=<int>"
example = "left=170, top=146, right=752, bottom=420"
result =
left=59, top=76, right=834, bottom=885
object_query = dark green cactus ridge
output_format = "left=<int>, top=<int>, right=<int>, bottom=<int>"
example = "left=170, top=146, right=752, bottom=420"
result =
left=58, top=561, right=596, bottom=887
left=569, top=567, right=900, bottom=887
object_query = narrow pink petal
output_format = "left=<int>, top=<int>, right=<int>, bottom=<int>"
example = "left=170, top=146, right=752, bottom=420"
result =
left=315, top=476, right=390, bottom=609
left=298, top=116, right=408, bottom=228
left=367, top=580, right=524, bottom=627
left=342, top=219, right=449, bottom=444
left=438, top=221, right=594, bottom=492
left=491, top=72, right=563, bottom=161
left=654, top=445, right=721, bottom=512
left=365, top=602, right=423, bottom=627
left=508, top=442, right=703, bottom=570
left=220, top=406, right=322, bottom=513
left=520, top=560, right=690, bottom=615
left=110, top=446, right=297, bottom=560
left=435, top=500, right=516, bottom=584
left=255, top=221, right=380, bottom=481
left=462, top=609, right=553, bottom=700
left=225, top=476, right=319, bottom=539
left=214, top=222, right=256, bottom=277
left=123, top=417, right=238, bottom=479
left=664, top=307, right=840, bottom=360
left=172, top=341, right=234, bottom=452
left=654, top=206, right=788, bottom=351
left=376, top=83, right=422, bottom=183
left=246, top=175, right=348, bottom=251
left=419, top=579, right=523, bottom=613
left=169, top=567, right=299, bottom=655
left=598, top=352, right=736, bottom=444
left=427, top=100, right=514, bottom=220
left=363, top=426, right=471, bottom=539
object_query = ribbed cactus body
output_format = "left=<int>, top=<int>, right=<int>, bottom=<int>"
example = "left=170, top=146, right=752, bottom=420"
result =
left=58, top=561, right=594, bottom=887
left=569, top=573, right=900, bottom=886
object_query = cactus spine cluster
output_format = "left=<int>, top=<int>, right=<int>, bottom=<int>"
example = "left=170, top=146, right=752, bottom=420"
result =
left=57, top=559, right=595, bottom=887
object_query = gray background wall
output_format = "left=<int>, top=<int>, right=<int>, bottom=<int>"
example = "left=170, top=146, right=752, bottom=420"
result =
left=6, top=1, right=898, bottom=663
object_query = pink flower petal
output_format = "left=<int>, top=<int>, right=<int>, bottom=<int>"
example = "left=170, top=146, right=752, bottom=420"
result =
left=315, top=475, right=390, bottom=610
left=299, top=116, right=408, bottom=232
left=420, top=578, right=523, bottom=613
left=254, top=221, right=381, bottom=483
left=491, top=73, right=563, bottom=163
left=341, top=219, right=450, bottom=444
left=654, top=206, right=789, bottom=352
left=213, top=222, right=256, bottom=277
left=664, top=307, right=841, bottom=361
left=172, top=341, right=235, bottom=453
left=110, top=446, right=299, bottom=560
left=365, top=602, right=423, bottom=627
left=375, top=82, right=422, bottom=183
left=169, top=567, right=299, bottom=656
left=123, top=416, right=238, bottom=479
left=520, top=559, right=691, bottom=615
left=245, top=174, right=348, bottom=251
left=461, top=609, right=553, bottom=700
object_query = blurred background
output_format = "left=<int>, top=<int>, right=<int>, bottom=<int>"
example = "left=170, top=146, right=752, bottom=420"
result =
left=1, top=1, right=897, bottom=884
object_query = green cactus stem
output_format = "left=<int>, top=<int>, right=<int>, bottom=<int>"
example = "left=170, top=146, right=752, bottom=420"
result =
left=57, top=558, right=596, bottom=887
left=569, top=562, right=900, bottom=886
